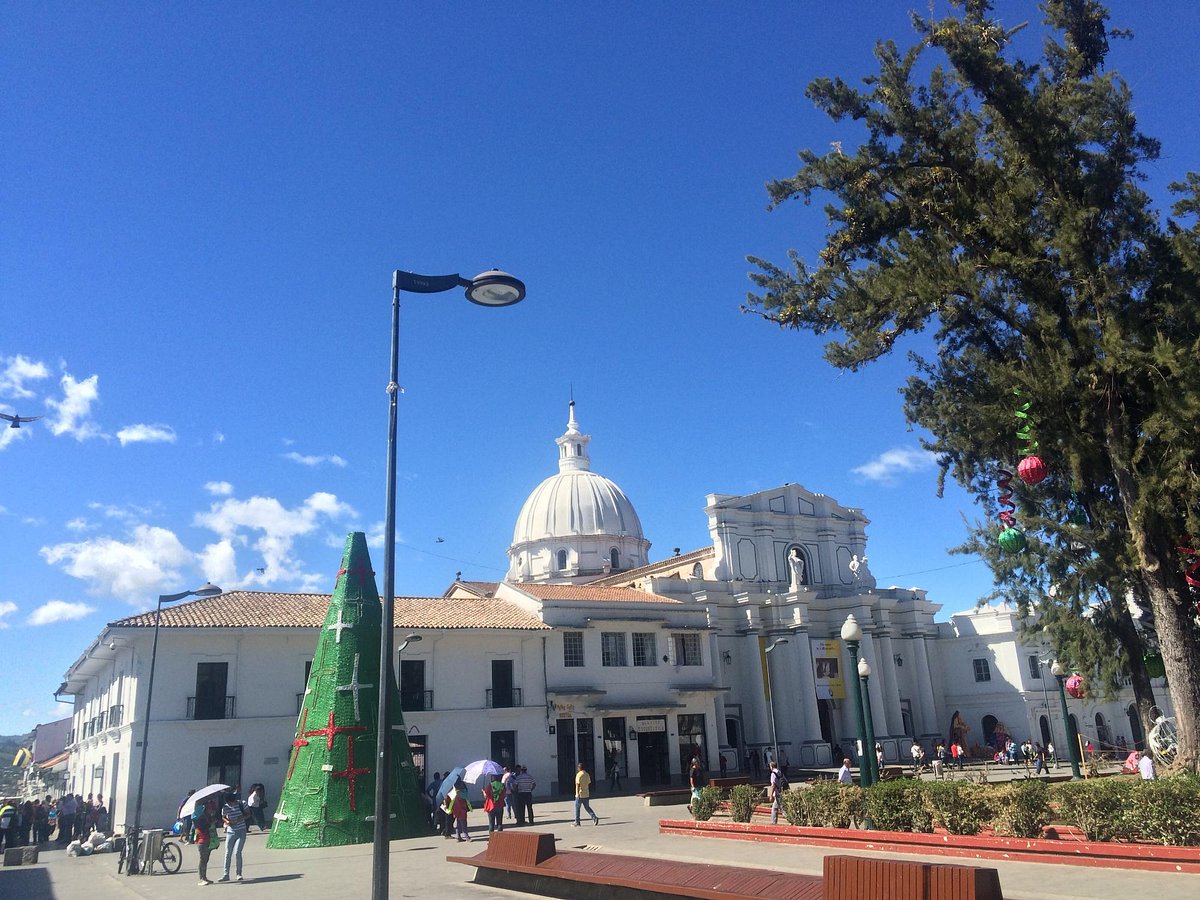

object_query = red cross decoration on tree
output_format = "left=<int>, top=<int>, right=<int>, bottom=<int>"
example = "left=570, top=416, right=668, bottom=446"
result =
left=287, top=708, right=312, bottom=781
left=330, top=739, right=372, bottom=811
left=303, top=708, right=367, bottom=751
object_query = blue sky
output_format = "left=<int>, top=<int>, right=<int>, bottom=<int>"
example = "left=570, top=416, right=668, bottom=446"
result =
left=3, top=1, right=1196, bottom=736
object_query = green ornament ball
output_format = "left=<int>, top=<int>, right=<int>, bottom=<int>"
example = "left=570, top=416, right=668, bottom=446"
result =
left=998, top=527, right=1027, bottom=553
left=1143, top=653, right=1165, bottom=679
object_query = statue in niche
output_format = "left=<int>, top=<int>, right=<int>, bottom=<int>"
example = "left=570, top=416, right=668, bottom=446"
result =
left=787, top=547, right=806, bottom=591
left=848, top=554, right=876, bottom=588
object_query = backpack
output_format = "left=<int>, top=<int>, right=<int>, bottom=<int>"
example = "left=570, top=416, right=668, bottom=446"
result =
left=773, top=771, right=789, bottom=794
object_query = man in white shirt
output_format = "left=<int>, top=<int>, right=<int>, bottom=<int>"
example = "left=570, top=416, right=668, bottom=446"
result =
left=837, top=758, right=853, bottom=785
left=1137, top=750, right=1156, bottom=780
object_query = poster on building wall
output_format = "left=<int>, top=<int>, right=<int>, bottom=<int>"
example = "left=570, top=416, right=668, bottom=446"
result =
left=812, top=639, right=846, bottom=700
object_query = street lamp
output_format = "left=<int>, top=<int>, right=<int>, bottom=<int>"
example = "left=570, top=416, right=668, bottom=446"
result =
left=1038, top=658, right=1057, bottom=767
left=840, top=614, right=874, bottom=787
left=858, top=657, right=878, bottom=787
left=127, top=582, right=222, bottom=875
left=374, top=269, right=525, bottom=900
left=398, top=633, right=422, bottom=654
left=764, top=638, right=789, bottom=770
left=1050, top=660, right=1083, bottom=779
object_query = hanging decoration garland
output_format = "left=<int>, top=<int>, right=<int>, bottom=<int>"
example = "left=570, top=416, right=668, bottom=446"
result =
left=1179, top=536, right=1200, bottom=616
left=997, top=468, right=1027, bottom=553
left=1014, top=392, right=1048, bottom=485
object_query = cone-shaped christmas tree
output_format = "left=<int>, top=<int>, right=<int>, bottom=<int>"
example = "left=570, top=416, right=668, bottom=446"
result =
left=268, top=532, right=428, bottom=848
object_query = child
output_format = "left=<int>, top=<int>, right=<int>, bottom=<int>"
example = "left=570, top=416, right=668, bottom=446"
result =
left=451, top=780, right=473, bottom=842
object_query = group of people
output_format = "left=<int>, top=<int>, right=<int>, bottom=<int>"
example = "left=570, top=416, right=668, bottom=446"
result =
left=427, top=764, right=540, bottom=841
left=185, top=785, right=262, bottom=885
left=0, top=792, right=110, bottom=850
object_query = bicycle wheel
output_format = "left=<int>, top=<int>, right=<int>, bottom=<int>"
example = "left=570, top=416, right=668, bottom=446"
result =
left=159, top=841, right=183, bottom=874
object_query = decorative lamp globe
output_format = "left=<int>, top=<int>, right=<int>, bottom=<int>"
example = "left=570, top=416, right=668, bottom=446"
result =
left=998, top=527, right=1027, bottom=554
left=1143, top=653, right=1165, bottom=679
left=1065, top=673, right=1086, bottom=699
left=1017, top=455, right=1048, bottom=485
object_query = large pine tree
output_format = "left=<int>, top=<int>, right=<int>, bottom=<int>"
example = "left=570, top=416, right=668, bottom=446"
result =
left=747, top=1, right=1200, bottom=768
left=268, top=532, right=427, bottom=848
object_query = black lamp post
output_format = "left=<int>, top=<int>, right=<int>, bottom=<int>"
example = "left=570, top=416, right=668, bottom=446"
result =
left=764, top=638, right=789, bottom=769
left=1051, top=660, right=1083, bottom=779
left=373, top=269, right=525, bottom=900
left=840, top=614, right=874, bottom=787
left=858, top=656, right=879, bottom=787
left=127, top=582, right=222, bottom=875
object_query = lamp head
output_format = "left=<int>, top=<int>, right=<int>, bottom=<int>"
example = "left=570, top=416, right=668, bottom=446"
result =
left=193, top=582, right=223, bottom=598
left=1050, top=660, right=1064, bottom=677
left=465, top=270, right=525, bottom=307
left=858, top=658, right=871, bottom=678
left=405, top=633, right=423, bottom=644
left=840, top=614, right=862, bottom=642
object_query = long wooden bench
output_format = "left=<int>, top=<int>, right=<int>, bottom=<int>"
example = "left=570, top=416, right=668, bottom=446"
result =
left=449, top=832, right=1003, bottom=900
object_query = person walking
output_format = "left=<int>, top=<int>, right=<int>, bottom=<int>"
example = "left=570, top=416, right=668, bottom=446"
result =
left=0, top=801, right=15, bottom=851
left=932, top=743, right=946, bottom=780
left=218, top=790, right=250, bottom=883
left=572, top=764, right=599, bottom=826
left=837, top=758, right=854, bottom=785
left=500, top=767, right=516, bottom=821
left=450, top=780, right=473, bottom=842
left=513, top=766, right=536, bottom=825
left=483, top=775, right=506, bottom=834
left=767, top=761, right=788, bottom=825
left=56, top=793, right=76, bottom=844
left=688, top=758, right=707, bottom=811
left=607, top=755, right=622, bottom=792
left=246, top=784, right=269, bottom=832
left=426, top=772, right=442, bottom=830
left=194, top=799, right=218, bottom=885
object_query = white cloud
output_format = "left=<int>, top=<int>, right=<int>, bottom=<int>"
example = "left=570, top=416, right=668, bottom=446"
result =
left=851, top=446, right=937, bottom=484
left=116, top=423, right=176, bottom=446
left=0, top=420, right=33, bottom=451
left=46, top=372, right=104, bottom=441
left=40, top=524, right=194, bottom=604
left=197, top=539, right=239, bottom=588
left=204, top=481, right=234, bottom=497
left=213, top=431, right=225, bottom=444
left=0, top=600, right=17, bottom=628
left=27, top=600, right=95, bottom=626
left=195, top=492, right=356, bottom=587
left=284, top=451, right=348, bottom=468
left=65, top=517, right=93, bottom=532
left=0, top=354, right=50, bottom=398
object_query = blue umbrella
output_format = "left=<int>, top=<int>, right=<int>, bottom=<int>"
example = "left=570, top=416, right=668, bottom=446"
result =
left=435, top=766, right=465, bottom=805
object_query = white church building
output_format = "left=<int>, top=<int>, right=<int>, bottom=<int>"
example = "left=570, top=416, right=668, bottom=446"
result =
left=57, top=403, right=1167, bottom=830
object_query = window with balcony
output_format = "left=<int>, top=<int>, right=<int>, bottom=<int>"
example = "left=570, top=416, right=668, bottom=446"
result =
left=489, top=659, right=518, bottom=708
left=601, top=632, right=628, bottom=667
left=191, top=661, right=233, bottom=719
left=563, top=631, right=585, bottom=668
left=673, top=633, right=702, bottom=666
left=973, top=658, right=992, bottom=682
left=632, top=632, right=657, bottom=667
left=400, top=658, right=432, bottom=711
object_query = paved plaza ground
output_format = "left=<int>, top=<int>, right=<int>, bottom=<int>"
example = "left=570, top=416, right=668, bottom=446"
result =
left=3, top=788, right=1197, bottom=900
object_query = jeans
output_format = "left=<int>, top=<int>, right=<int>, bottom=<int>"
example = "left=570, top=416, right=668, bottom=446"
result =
left=517, top=792, right=533, bottom=825
left=770, top=798, right=781, bottom=825
left=574, top=797, right=597, bottom=825
left=487, top=809, right=504, bottom=832
left=222, top=828, right=246, bottom=878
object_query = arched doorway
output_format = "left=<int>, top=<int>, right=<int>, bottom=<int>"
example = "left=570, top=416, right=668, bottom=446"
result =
left=982, top=714, right=998, bottom=749
left=1127, top=704, right=1145, bottom=750
left=1039, top=715, right=1052, bottom=749
left=725, top=716, right=742, bottom=770
left=1095, top=713, right=1111, bottom=752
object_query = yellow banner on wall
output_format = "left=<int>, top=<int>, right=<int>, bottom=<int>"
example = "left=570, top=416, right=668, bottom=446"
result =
left=812, top=639, right=845, bottom=700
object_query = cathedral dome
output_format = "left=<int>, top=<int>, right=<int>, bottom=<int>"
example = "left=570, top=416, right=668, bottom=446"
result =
left=507, top=403, right=650, bottom=583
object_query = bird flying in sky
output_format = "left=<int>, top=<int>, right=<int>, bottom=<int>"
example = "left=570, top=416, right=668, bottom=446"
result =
left=0, top=413, right=43, bottom=429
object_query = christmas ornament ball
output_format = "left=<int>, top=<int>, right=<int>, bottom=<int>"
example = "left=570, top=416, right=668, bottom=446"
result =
left=998, top=527, right=1027, bottom=553
left=1017, top=455, right=1048, bottom=485
left=1066, top=673, right=1086, bottom=699
left=1144, top=653, right=1165, bottom=679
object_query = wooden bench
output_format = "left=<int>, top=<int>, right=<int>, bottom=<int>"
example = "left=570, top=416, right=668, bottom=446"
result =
left=638, top=788, right=692, bottom=807
left=450, top=830, right=823, bottom=898
left=824, top=855, right=1003, bottom=900
left=450, top=833, right=1003, bottom=899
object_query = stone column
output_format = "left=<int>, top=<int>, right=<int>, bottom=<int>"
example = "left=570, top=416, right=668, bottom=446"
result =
left=859, top=632, right=891, bottom=737
left=791, top=630, right=824, bottom=741
left=908, top=632, right=941, bottom=735
left=744, top=631, right=770, bottom=747
left=876, top=631, right=905, bottom=734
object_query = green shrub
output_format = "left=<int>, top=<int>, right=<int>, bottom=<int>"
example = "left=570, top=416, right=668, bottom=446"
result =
left=926, top=781, right=991, bottom=835
left=1124, top=776, right=1200, bottom=846
left=1053, top=779, right=1133, bottom=842
left=784, top=781, right=864, bottom=828
left=992, top=779, right=1052, bottom=839
left=866, top=779, right=933, bottom=833
left=690, top=785, right=723, bottom=821
left=728, top=783, right=760, bottom=823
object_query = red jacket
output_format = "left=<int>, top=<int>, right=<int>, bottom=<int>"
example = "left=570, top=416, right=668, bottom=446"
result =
left=483, top=781, right=505, bottom=812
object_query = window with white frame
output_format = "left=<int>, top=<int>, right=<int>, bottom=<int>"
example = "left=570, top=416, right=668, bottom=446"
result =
left=632, top=632, right=657, bottom=667
left=673, top=633, right=702, bottom=666
left=601, top=632, right=628, bottom=667
left=563, top=631, right=585, bottom=667
left=973, top=658, right=992, bottom=682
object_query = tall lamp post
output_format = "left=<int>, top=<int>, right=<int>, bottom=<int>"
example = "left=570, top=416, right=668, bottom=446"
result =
left=840, top=614, right=874, bottom=787
left=764, top=638, right=789, bottom=769
left=1050, top=660, right=1083, bottom=779
left=858, top=657, right=879, bottom=786
left=127, top=582, right=222, bottom=874
left=1038, top=658, right=1057, bottom=766
left=374, top=269, right=525, bottom=900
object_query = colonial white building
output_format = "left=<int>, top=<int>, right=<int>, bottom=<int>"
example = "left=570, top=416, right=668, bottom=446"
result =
left=56, top=402, right=1163, bottom=830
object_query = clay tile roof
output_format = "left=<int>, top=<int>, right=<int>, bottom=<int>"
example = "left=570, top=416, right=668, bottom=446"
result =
left=108, top=590, right=548, bottom=631
left=511, top=583, right=680, bottom=604
left=444, top=580, right=500, bottom=598
left=588, top=546, right=714, bottom=586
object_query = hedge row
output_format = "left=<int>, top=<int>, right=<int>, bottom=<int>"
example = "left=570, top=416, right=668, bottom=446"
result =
left=689, top=775, right=1200, bottom=846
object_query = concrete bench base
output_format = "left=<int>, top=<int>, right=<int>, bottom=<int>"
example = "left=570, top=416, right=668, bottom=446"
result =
left=3, top=846, right=39, bottom=866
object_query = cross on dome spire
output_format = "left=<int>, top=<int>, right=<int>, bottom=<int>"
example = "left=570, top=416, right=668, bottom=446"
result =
left=555, top=400, right=592, bottom=472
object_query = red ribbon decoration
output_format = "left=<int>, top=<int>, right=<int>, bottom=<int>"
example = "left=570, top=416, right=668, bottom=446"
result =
left=1180, top=537, right=1200, bottom=589
left=998, top=469, right=1017, bottom=530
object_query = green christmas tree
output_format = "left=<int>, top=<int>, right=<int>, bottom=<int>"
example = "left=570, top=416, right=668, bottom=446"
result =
left=268, top=532, right=427, bottom=848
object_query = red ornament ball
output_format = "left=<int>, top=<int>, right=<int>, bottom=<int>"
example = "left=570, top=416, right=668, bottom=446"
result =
left=1065, top=674, right=1086, bottom=699
left=1017, top=455, right=1048, bottom=485
left=998, top=527, right=1027, bottom=553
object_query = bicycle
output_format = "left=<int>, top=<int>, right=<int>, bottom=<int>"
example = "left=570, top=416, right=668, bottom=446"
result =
left=117, top=825, right=183, bottom=875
